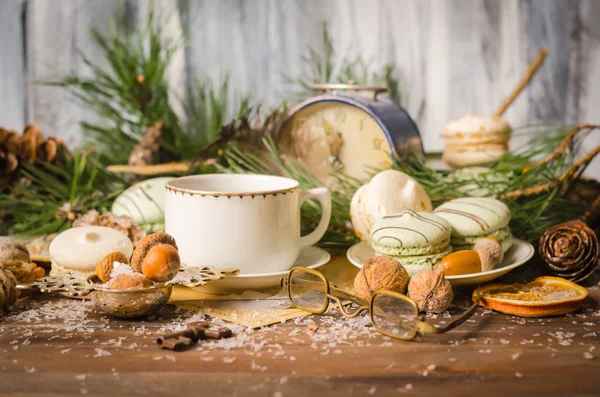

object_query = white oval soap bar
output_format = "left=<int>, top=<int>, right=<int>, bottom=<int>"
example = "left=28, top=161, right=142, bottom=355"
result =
left=49, top=226, right=133, bottom=272
left=111, top=177, right=172, bottom=227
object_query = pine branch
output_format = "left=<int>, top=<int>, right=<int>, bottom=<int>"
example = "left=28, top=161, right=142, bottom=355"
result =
left=41, top=11, right=248, bottom=166
left=0, top=152, right=126, bottom=237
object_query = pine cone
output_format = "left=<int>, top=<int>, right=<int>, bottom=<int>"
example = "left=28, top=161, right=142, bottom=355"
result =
left=0, top=128, right=20, bottom=154
left=0, top=259, right=44, bottom=283
left=0, top=151, right=18, bottom=191
left=20, top=123, right=45, bottom=163
left=539, top=220, right=599, bottom=283
left=128, top=121, right=163, bottom=166
left=0, top=266, right=18, bottom=310
left=0, top=124, right=68, bottom=191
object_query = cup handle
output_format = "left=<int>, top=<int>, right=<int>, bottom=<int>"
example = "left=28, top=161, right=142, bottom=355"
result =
left=299, top=187, right=331, bottom=248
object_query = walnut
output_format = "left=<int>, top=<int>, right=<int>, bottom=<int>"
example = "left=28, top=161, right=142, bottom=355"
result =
left=407, top=269, right=453, bottom=313
left=354, top=256, right=409, bottom=301
left=96, top=252, right=130, bottom=283
left=131, top=232, right=180, bottom=282
left=0, top=237, right=31, bottom=263
left=474, top=237, right=504, bottom=272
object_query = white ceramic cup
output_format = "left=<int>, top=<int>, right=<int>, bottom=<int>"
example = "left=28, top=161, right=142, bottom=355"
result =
left=165, top=174, right=331, bottom=274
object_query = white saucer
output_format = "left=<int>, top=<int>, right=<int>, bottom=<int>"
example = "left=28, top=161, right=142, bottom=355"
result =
left=346, top=239, right=535, bottom=286
left=189, top=246, right=330, bottom=293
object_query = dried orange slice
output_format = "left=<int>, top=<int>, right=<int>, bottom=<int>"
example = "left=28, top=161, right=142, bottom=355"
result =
left=473, top=276, right=588, bottom=317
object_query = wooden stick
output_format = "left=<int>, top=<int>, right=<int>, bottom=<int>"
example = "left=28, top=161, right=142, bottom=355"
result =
left=494, top=47, right=549, bottom=117
left=107, top=162, right=191, bottom=175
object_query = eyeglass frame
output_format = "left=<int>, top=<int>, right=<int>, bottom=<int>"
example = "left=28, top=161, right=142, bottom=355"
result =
left=283, top=266, right=481, bottom=340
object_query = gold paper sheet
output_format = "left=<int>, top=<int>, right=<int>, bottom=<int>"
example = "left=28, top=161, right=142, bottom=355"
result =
left=171, top=256, right=359, bottom=328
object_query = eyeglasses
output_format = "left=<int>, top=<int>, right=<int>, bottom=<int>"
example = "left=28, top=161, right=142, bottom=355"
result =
left=283, top=266, right=481, bottom=340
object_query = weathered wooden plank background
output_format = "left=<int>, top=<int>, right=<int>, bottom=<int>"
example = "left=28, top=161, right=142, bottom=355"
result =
left=0, top=0, right=599, bottom=174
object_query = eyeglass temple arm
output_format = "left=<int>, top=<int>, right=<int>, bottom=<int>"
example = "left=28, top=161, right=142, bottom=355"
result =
left=417, top=295, right=482, bottom=335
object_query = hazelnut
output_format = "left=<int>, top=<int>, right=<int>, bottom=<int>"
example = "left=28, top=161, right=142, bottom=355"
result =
left=131, top=232, right=180, bottom=282
left=354, top=256, right=409, bottom=301
left=474, top=237, right=504, bottom=272
left=106, top=273, right=153, bottom=290
left=96, top=252, right=130, bottom=283
left=407, top=269, right=453, bottom=313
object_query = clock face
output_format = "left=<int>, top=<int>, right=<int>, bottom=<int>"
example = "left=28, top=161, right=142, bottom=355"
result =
left=281, top=101, right=392, bottom=184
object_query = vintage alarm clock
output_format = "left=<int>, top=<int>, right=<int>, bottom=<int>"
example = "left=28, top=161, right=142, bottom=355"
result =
left=279, top=84, right=423, bottom=184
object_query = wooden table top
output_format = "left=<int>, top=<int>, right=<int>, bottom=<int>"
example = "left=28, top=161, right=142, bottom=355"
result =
left=1, top=260, right=599, bottom=397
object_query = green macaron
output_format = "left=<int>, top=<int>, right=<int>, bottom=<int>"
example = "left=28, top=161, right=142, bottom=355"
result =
left=433, top=197, right=512, bottom=252
left=370, top=210, right=452, bottom=277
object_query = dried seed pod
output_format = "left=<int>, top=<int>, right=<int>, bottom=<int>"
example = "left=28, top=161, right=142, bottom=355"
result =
left=354, top=256, right=409, bottom=301
left=539, top=220, right=599, bottom=283
left=131, top=232, right=180, bottom=282
left=407, top=269, right=453, bottom=313
left=96, top=252, right=130, bottom=283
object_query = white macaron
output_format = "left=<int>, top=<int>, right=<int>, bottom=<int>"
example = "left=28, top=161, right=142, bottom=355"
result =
left=442, top=114, right=511, bottom=168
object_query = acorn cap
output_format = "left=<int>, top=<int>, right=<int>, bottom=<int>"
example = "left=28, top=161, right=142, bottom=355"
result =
left=96, top=251, right=130, bottom=283
left=130, top=232, right=177, bottom=273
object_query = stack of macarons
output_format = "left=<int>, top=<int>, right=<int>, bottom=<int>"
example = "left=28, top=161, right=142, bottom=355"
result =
left=434, top=197, right=512, bottom=253
left=370, top=210, right=452, bottom=277
left=441, top=114, right=512, bottom=168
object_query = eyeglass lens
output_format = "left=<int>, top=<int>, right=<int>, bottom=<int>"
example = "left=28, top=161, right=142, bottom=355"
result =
left=289, top=269, right=328, bottom=311
left=371, top=293, right=418, bottom=339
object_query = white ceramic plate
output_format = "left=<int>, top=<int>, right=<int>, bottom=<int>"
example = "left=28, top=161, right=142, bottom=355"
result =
left=346, top=239, right=535, bottom=286
left=189, top=246, right=330, bottom=293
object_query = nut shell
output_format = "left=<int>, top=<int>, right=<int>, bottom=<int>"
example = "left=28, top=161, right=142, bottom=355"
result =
left=474, top=237, right=503, bottom=272
left=354, top=256, right=409, bottom=301
left=131, top=232, right=177, bottom=273
left=407, top=269, right=453, bottom=313
left=106, top=273, right=153, bottom=290
left=96, top=252, right=130, bottom=283
left=539, top=220, right=598, bottom=283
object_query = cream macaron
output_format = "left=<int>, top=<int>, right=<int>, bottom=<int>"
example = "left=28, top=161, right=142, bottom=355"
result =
left=49, top=226, right=133, bottom=279
left=441, top=114, right=512, bottom=168
left=370, top=210, right=452, bottom=277
left=350, top=170, right=432, bottom=243
left=434, top=197, right=513, bottom=253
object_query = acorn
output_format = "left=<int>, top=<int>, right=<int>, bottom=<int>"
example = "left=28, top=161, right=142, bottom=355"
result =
left=106, top=273, right=153, bottom=290
left=439, top=250, right=482, bottom=276
left=130, top=232, right=180, bottom=282
left=96, top=252, right=130, bottom=283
